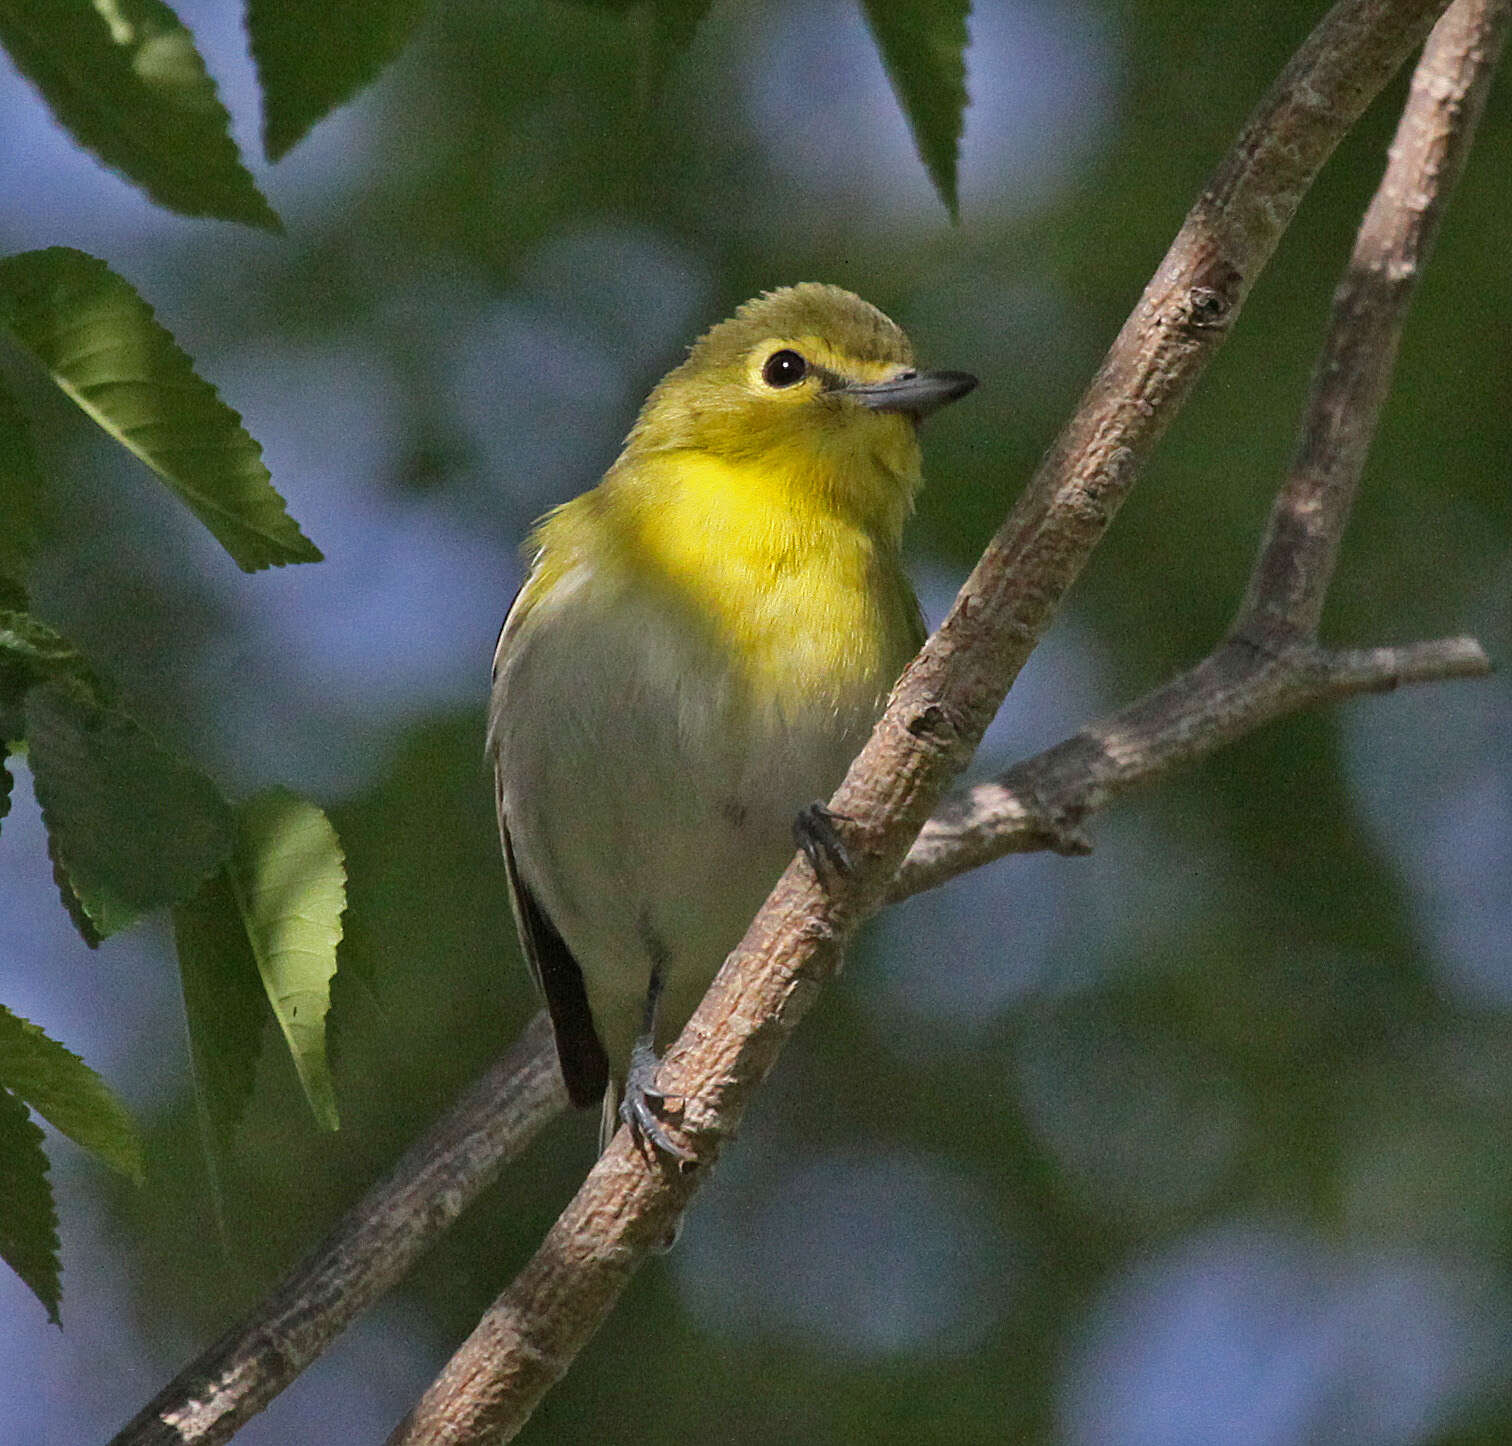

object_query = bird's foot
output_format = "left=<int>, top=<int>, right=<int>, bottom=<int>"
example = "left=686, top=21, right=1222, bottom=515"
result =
left=794, top=801, right=854, bottom=877
left=620, top=1034, right=697, bottom=1166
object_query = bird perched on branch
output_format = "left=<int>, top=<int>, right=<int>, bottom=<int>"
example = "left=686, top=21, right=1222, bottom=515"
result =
left=489, top=284, right=976, bottom=1156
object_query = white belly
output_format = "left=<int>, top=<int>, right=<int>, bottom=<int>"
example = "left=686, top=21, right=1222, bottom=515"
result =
left=492, top=561, right=888, bottom=1076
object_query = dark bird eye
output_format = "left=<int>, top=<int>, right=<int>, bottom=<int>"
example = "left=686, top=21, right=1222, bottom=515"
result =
left=762, top=349, right=807, bottom=388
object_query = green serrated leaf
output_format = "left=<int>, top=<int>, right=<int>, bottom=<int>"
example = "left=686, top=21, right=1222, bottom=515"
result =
left=0, top=606, right=99, bottom=747
left=0, top=0, right=280, bottom=230
left=0, top=372, right=44, bottom=589
left=228, top=789, right=345, bottom=1131
left=0, top=1004, right=144, bottom=1183
left=0, top=1082, right=61, bottom=1324
left=0, top=607, right=90, bottom=673
left=173, top=865, right=268, bottom=1153
left=860, top=0, right=970, bottom=220
left=25, top=674, right=235, bottom=939
left=46, top=823, right=104, bottom=948
left=0, top=605, right=95, bottom=698
left=0, top=248, right=322, bottom=572
left=248, top=0, right=430, bottom=162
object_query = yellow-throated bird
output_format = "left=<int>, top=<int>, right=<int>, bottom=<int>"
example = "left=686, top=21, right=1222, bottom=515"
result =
left=489, top=284, right=975, bottom=1154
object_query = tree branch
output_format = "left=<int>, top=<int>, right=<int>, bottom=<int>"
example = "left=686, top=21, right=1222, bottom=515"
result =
left=1240, top=0, right=1511, bottom=635
left=895, top=0, right=1506, bottom=904
left=109, top=1012, right=564, bottom=1446
left=386, top=1, right=1483, bottom=1442
left=893, top=636, right=1489, bottom=900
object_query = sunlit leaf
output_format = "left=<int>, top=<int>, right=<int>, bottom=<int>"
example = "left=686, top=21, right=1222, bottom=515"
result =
left=0, top=248, right=322, bottom=572
left=859, top=0, right=970, bottom=219
left=248, top=0, right=430, bottom=162
left=0, top=0, right=280, bottom=229
left=0, top=373, right=43, bottom=589
left=173, top=865, right=268, bottom=1152
left=24, top=675, right=235, bottom=940
left=228, top=790, right=345, bottom=1131
left=0, top=1004, right=144, bottom=1183
left=0, top=1082, right=60, bottom=1324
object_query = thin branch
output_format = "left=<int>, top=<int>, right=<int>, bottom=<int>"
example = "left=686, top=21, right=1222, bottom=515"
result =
left=897, top=0, right=1507, bottom=904
left=387, top=2, right=1467, bottom=1442
left=109, top=1012, right=564, bottom=1446
left=892, top=633, right=1490, bottom=901
left=1240, top=0, right=1512, bottom=636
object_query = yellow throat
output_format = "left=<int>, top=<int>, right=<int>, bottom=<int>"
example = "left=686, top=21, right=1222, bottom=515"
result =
left=524, top=284, right=974, bottom=714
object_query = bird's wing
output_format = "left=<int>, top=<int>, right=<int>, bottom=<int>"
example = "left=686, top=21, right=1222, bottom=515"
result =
left=498, top=809, right=608, bottom=1109
left=491, top=581, right=609, bottom=1110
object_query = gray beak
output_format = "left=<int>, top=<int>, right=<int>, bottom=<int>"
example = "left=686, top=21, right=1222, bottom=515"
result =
left=843, top=368, right=978, bottom=418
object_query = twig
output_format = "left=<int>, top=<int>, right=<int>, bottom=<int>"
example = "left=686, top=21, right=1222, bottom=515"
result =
left=896, top=0, right=1506, bottom=903
left=893, top=637, right=1489, bottom=900
left=1240, top=0, right=1510, bottom=636
left=109, top=1012, right=564, bottom=1446
left=386, top=2, right=1471, bottom=1442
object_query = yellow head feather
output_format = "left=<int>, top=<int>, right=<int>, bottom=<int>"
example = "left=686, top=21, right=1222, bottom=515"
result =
left=618, top=283, right=926, bottom=538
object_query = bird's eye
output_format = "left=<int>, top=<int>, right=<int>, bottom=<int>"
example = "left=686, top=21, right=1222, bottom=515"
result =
left=761, top=349, right=808, bottom=388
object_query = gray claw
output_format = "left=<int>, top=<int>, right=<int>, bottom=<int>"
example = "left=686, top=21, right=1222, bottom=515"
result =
left=621, top=1085, right=697, bottom=1164
left=794, top=801, right=853, bottom=876
left=621, top=1035, right=697, bottom=1165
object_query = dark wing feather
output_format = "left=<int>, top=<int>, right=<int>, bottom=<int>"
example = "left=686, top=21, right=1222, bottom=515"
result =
left=491, top=581, right=608, bottom=1108
left=499, top=806, right=608, bottom=1109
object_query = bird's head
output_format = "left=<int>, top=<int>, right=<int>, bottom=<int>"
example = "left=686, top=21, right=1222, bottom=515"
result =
left=624, top=284, right=976, bottom=532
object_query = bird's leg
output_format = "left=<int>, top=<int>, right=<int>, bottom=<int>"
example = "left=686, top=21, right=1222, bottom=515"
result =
left=794, top=801, right=854, bottom=877
left=620, top=969, right=697, bottom=1164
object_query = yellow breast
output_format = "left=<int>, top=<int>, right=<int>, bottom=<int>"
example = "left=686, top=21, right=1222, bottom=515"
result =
left=532, top=446, right=923, bottom=719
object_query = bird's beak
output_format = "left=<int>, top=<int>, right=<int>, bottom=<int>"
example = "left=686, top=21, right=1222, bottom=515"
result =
left=842, top=368, right=978, bottom=419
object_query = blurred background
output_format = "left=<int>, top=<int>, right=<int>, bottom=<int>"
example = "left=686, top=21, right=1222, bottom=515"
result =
left=3, top=1, right=1511, bottom=1441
